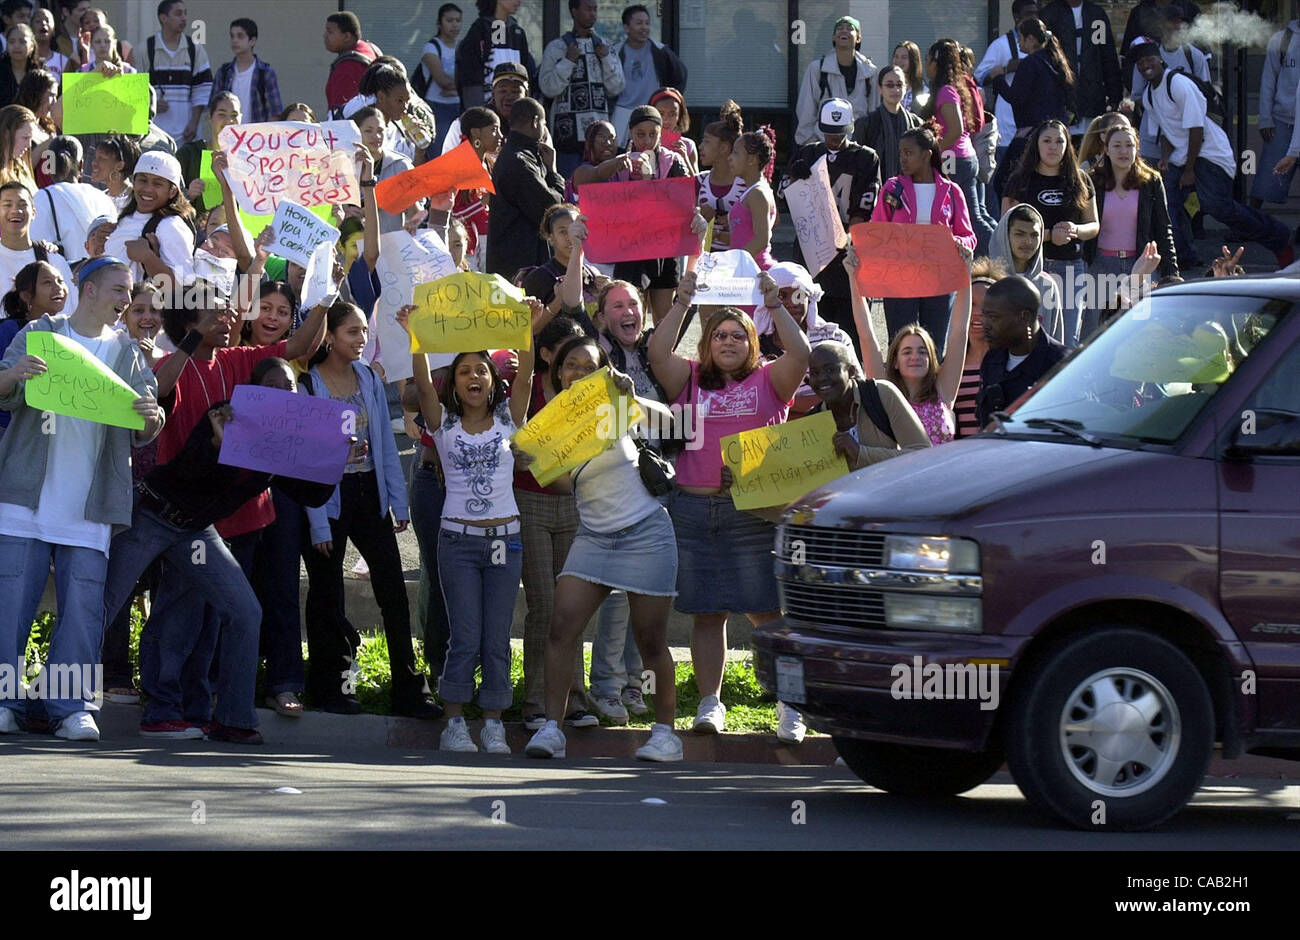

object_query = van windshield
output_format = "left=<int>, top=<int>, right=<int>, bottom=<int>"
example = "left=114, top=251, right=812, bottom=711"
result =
left=1004, top=292, right=1289, bottom=444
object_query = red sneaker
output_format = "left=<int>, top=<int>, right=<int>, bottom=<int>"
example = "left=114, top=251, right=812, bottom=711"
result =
left=140, top=719, right=204, bottom=739
left=206, top=721, right=263, bottom=745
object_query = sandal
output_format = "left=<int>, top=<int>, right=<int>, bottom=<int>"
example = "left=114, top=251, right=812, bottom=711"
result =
left=266, top=692, right=304, bottom=718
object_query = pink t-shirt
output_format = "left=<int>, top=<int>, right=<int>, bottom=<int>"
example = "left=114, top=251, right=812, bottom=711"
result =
left=728, top=180, right=777, bottom=270
left=1098, top=187, right=1140, bottom=253
left=935, top=84, right=976, bottom=159
left=674, top=360, right=793, bottom=488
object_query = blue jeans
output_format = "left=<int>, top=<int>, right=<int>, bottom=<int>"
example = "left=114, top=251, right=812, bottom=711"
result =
left=409, top=465, right=451, bottom=678
left=0, top=535, right=108, bottom=726
left=430, top=100, right=461, bottom=156
left=1043, top=258, right=1086, bottom=350
left=952, top=152, right=994, bottom=254
left=1251, top=122, right=1297, bottom=203
left=436, top=528, right=523, bottom=710
left=104, top=505, right=262, bottom=729
left=883, top=293, right=955, bottom=359
left=589, top=591, right=644, bottom=700
left=1163, top=158, right=1290, bottom=264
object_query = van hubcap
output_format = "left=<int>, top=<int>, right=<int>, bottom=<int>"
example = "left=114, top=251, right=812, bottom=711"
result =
left=1059, top=668, right=1181, bottom=798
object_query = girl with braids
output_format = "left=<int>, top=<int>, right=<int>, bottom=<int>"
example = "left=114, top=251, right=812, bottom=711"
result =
left=871, top=121, right=975, bottom=355
left=1001, top=119, right=1098, bottom=349
left=892, top=41, right=927, bottom=112
left=728, top=126, right=778, bottom=270
left=923, top=38, right=994, bottom=253
left=697, top=100, right=746, bottom=252
left=0, top=260, right=67, bottom=437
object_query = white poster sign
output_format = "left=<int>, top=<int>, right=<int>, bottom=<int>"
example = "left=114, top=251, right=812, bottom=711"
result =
left=373, top=230, right=458, bottom=382
left=784, top=154, right=847, bottom=276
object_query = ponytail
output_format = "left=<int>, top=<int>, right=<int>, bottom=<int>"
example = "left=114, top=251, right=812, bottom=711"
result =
left=2, top=261, right=47, bottom=325
left=1019, top=17, right=1075, bottom=88
left=902, top=121, right=945, bottom=176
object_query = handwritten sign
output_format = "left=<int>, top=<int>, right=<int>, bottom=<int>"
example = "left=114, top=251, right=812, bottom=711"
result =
left=373, top=230, right=458, bottom=381
left=199, top=150, right=222, bottom=209
left=299, top=240, right=337, bottom=310
left=410, top=272, right=532, bottom=354
left=60, top=72, right=149, bottom=135
left=219, top=121, right=360, bottom=216
left=785, top=155, right=847, bottom=276
left=217, top=386, right=352, bottom=485
left=582, top=177, right=698, bottom=263
left=375, top=140, right=494, bottom=216
left=269, top=200, right=340, bottom=268
left=237, top=202, right=334, bottom=247
left=721, top=411, right=848, bottom=510
left=693, top=249, right=763, bottom=305
left=849, top=222, right=967, bottom=298
left=511, top=367, right=641, bottom=487
left=23, top=330, right=143, bottom=429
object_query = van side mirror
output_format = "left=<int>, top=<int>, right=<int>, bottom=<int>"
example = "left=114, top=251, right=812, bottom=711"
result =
left=1225, top=409, right=1300, bottom=459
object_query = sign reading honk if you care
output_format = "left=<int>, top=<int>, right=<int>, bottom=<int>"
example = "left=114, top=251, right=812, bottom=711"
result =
left=269, top=200, right=340, bottom=269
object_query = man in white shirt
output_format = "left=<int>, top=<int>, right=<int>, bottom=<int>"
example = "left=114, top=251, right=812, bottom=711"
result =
left=0, top=257, right=163, bottom=742
left=144, top=0, right=213, bottom=143
left=975, top=0, right=1038, bottom=215
left=1136, top=42, right=1294, bottom=269
left=0, top=182, right=80, bottom=308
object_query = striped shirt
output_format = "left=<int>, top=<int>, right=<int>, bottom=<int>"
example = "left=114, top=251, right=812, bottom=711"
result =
left=954, top=365, right=982, bottom=438
left=145, top=32, right=213, bottom=140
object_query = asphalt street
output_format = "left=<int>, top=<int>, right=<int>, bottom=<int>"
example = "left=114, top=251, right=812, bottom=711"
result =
left=2, top=738, right=1297, bottom=850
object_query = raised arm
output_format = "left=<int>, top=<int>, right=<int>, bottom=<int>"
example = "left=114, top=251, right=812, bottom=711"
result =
left=646, top=271, right=696, bottom=400
left=358, top=145, right=380, bottom=271
left=842, top=246, right=886, bottom=378
left=571, top=152, right=633, bottom=190
left=937, top=280, right=972, bottom=408
left=761, top=272, right=812, bottom=401
left=404, top=324, right=444, bottom=432
left=212, top=151, right=255, bottom=271
left=509, top=304, right=541, bottom=428
left=285, top=298, right=330, bottom=362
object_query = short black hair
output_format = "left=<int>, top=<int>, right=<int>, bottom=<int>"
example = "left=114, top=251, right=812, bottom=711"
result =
left=1, top=0, right=34, bottom=21
left=0, top=179, right=32, bottom=202
left=230, top=17, right=257, bottom=40
left=162, top=281, right=225, bottom=345
left=1011, top=0, right=1038, bottom=16
left=326, top=11, right=361, bottom=39
left=438, top=4, right=462, bottom=26
left=46, top=136, right=83, bottom=183
left=549, top=334, right=608, bottom=395
left=157, top=0, right=183, bottom=21
left=622, top=4, right=649, bottom=25
left=985, top=275, right=1041, bottom=319
left=508, top=96, right=545, bottom=131
left=250, top=356, right=294, bottom=386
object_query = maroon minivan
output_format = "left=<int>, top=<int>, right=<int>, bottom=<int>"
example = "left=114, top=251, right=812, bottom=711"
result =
left=753, top=276, right=1300, bottom=830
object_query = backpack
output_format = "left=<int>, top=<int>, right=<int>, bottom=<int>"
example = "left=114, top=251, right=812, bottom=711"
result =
left=142, top=209, right=197, bottom=244
left=1149, top=67, right=1226, bottom=124
left=146, top=34, right=196, bottom=75
left=410, top=37, right=439, bottom=99
left=817, top=53, right=872, bottom=107
left=858, top=380, right=895, bottom=443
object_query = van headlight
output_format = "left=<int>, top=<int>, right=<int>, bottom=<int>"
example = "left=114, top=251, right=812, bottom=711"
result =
left=883, top=595, right=983, bottom=633
left=883, top=536, right=980, bottom=573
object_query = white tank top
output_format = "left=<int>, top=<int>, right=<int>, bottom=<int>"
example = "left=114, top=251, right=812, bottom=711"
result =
left=433, top=403, right=520, bottom=522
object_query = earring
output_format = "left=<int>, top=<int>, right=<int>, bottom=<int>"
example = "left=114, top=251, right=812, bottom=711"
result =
left=451, top=388, right=460, bottom=405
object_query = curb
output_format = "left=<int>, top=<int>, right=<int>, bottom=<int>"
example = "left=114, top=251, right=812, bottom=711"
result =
left=94, top=704, right=1300, bottom=776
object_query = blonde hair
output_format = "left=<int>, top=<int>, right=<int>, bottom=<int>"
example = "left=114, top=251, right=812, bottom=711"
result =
left=92, top=24, right=122, bottom=65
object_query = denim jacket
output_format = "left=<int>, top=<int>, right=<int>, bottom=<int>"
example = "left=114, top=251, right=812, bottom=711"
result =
left=301, top=361, right=408, bottom=544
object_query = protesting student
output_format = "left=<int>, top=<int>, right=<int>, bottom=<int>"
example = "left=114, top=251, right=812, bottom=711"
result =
left=727, top=126, right=779, bottom=272
left=695, top=100, right=745, bottom=252
left=352, top=104, right=417, bottom=234
left=564, top=119, right=622, bottom=205
left=103, top=151, right=196, bottom=290
left=456, top=0, right=537, bottom=110
left=208, top=18, right=282, bottom=125
left=1077, top=111, right=1131, bottom=172
left=403, top=300, right=541, bottom=753
left=1001, top=119, right=1098, bottom=349
left=75, top=21, right=134, bottom=74
left=0, top=257, right=163, bottom=741
left=30, top=7, right=69, bottom=78
left=518, top=332, right=682, bottom=762
left=29, top=137, right=117, bottom=263
left=176, top=91, right=240, bottom=214
left=845, top=244, right=973, bottom=446
left=892, top=41, right=928, bottom=113
left=651, top=87, right=697, bottom=176
left=871, top=122, right=976, bottom=357
left=648, top=268, right=810, bottom=738
left=974, top=273, right=1067, bottom=429
left=486, top=97, right=565, bottom=281
left=953, top=258, right=1002, bottom=438
left=1083, top=123, right=1178, bottom=339
left=0, top=103, right=38, bottom=191
left=444, top=105, right=501, bottom=274
left=520, top=202, right=603, bottom=324
left=0, top=23, right=37, bottom=107
left=988, top=203, right=1064, bottom=344
left=419, top=4, right=463, bottom=154
left=0, top=181, right=77, bottom=310
left=0, top=257, right=66, bottom=439
left=854, top=65, right=922, bottom=183
left=793, top=15, right=879, bottom=146
left=91, top=134, right=138, bottom=214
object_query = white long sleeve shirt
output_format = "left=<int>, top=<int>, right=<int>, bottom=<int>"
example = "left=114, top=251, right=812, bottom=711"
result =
left=975, top=29, right=1022, bottom=144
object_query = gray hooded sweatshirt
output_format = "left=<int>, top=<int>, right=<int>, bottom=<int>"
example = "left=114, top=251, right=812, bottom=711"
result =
left=989, top=204, right=1065, bottom=345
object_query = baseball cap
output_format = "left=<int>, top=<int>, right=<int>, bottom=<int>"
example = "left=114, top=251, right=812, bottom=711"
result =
left=86, top=214, right=116, bottom=236
left=134, top=151, right=183, bottom=189
left=819, top=98, right=854, bottom=134
left=492, top=62, right=529, bottom=88
left=1130, top=36, right=1161, bottom=62
left=834, top=16, right=861, bottom=34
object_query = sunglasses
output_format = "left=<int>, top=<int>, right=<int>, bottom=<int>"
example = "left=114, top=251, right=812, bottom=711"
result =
left=712, top=329, right=748, bottom=343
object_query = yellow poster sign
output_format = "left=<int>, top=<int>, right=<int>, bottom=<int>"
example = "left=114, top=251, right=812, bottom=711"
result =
left=721, top=411, right=848, bottom=509
left=410, top=272, right=532, bottom=354
left=512, top=367, right=641, bottom=486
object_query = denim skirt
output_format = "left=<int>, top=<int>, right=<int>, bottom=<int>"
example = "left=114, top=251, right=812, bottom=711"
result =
left=560, top=505, right=678, bottom=596
left=669, top=491, right=779, bottom=615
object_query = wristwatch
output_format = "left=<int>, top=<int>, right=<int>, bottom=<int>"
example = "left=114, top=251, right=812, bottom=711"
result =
left=360, top=178, right=377, bottom=188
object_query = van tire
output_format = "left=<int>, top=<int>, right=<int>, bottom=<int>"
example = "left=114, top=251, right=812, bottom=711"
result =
left=1006, top=627, right=1214, bottom=831
left=833, top=738, right=1005, bottom=796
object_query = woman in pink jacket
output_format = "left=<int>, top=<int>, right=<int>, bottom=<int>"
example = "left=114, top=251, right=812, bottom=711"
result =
left=871, top=121, right=975, bottom=358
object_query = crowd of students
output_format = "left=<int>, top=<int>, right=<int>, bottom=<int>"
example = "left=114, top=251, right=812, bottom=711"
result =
left=0, top=0, right=1288, bottom=758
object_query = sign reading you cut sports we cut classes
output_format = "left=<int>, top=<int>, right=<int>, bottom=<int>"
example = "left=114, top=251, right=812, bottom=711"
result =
left=219, top=121, right=362, bottom=216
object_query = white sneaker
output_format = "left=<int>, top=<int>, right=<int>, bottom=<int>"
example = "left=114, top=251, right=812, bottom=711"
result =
left=591, top=693, right=629, bottom=725
left=621, top=687, right=650, bottom=716
left=635, top=723, right=683, bottom=762
left=693, top=695, right=726, bottom=734
left=479, top=718, right=511, bottom=754
left=0, top=707, right=20, bottom=734
left=524, top=721, right=566, bottom=758
left=54, top=711, right=100, bottom=742
left=775, top=701, right=807, bottom=744
left=439, top=717, right=478, bottom=753
left=522, top=713, right=547, bottom=731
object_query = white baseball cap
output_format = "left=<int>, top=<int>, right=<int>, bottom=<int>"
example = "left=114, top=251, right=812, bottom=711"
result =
left=819, top=98, right=854, bottom=134
left=134, top=151, right=183, bottom=189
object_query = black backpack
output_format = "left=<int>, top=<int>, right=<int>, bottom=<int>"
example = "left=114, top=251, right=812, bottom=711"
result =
left=1149, top=67, right=1226, bottom=124
left=985, top=30, right=1019, bottom=111
left=814, top=379, right=895, bottom=444
left=146, top=34, right=196, bottom=76
left=142, top=209, right=197, bottom=243
left=410, top=37, right=439, bottom=99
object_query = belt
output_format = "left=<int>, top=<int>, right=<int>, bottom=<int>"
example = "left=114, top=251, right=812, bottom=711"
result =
left=1099, top=249, right=1138, bottom=258
left=441, top=518, right=521, bottom=537
left=137, top=483, right=201, bottom=531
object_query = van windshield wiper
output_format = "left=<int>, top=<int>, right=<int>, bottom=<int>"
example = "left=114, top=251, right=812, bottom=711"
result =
left=1021, top=418, right=1103, bottom=446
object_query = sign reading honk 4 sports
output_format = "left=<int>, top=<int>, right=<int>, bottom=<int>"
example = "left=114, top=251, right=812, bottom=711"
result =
left=409, top=272, right=532, bottom=353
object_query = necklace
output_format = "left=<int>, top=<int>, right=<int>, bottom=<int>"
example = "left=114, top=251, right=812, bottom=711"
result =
left=186, top=355, right=228, bottom=410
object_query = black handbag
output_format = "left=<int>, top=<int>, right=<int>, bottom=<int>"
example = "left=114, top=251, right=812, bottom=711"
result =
left=633, top=435, right=675, bottom=497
